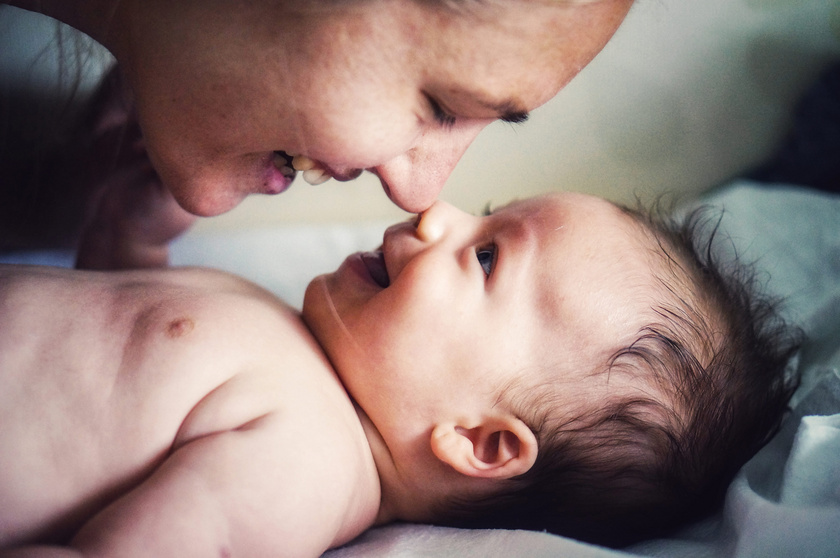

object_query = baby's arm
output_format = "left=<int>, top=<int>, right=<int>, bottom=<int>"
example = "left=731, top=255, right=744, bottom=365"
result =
left=2, top=415, right=338, bottom=558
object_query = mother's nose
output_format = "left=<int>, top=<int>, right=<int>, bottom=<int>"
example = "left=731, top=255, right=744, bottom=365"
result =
left=370, top=120, right=489, bottom=213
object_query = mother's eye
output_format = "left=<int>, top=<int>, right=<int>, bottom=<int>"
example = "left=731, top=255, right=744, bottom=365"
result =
left=425, top=94, right=457, bottom=129
left=476, top=245, right=496, bottom=277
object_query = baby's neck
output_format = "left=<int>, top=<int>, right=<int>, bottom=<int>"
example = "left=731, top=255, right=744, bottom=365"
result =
left=306, top=387, right=385, bottom=549
left=354, top=404, right=442, bottom=528
left=353, top=405, right=398, bottom=526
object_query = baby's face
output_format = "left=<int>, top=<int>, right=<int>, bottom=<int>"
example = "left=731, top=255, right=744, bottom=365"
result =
left=303, top=192, right=664, bottom=446
left=115, top=0, right=631, bottom=216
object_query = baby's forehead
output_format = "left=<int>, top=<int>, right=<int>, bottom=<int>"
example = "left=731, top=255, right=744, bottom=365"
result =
left=530, top=194, right=664, bottom=269
left=505, top=195, right=703, bottom=415
left=495, top=192, right=633, bottom=228
left=525, top=199, right=677, bottom=363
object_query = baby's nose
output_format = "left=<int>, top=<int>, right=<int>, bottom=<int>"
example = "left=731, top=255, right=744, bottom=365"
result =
left=415, top=201, right=460, bottom=243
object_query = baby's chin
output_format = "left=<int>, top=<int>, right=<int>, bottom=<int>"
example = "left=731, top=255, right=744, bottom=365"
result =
left=301, top=276, right=365, bottom=385
left=301, top=274, right=329, bottom=327
left=301, top=273, right=350, bottom=351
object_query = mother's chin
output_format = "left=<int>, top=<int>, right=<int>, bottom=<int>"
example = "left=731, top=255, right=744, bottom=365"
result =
left=160, top=169, right=255, bottom=218
left=172, top=190, right=243, bottom=218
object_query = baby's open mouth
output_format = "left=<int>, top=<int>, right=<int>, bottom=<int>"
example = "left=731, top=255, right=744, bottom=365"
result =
left=360, top=250, right=390, bottom=288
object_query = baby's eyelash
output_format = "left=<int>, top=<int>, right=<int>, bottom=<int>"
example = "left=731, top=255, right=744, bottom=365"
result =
left=426, top=95, right=456, bottom=129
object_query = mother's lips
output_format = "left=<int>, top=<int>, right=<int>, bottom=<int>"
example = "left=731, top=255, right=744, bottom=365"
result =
left=330, top=167, right=364, bottom=182
left=359, top=250, right=390, bottom=288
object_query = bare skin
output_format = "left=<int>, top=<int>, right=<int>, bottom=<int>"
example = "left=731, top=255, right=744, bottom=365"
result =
left=0, top=265, right=380, bottom=557
left=1, top=0, right=633, bottom=269
left=0, top=193, right=676, bottom=557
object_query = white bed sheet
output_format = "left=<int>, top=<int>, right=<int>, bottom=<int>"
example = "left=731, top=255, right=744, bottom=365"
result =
left=2, top=180, right=838, bottom=558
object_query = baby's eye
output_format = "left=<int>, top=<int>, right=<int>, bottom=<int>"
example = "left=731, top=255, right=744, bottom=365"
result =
left=476, top=244, right=496, bottom=277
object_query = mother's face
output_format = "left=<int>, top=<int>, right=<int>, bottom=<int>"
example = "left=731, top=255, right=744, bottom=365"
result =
left=111, top=0, right=632, bottom=216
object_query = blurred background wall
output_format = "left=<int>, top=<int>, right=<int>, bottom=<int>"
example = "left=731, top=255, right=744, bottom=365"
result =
left=3, top=0, right=840, bottom=231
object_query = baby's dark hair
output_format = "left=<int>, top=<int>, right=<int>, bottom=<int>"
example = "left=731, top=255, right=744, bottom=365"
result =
left=436, top=202, right=801, bottom=547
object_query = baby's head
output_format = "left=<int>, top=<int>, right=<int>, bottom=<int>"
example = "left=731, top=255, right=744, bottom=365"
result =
left=301, top=192, right=799, bottom=546
left=437, top=200, right=801, bottom=546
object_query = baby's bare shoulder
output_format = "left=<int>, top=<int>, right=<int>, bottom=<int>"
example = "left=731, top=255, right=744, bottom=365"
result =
left=0, top=264, right=374, bottom=552
left=0, top=263, right=293, bottom=335
left=0, top=264, right=320, bottom=445
left=0, top=263, right=260, bottom=304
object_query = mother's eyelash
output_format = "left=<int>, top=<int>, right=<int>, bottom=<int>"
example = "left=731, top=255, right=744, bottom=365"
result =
left=425, top=94, right=456, bottom=129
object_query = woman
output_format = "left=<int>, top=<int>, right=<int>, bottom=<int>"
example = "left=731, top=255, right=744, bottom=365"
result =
left=1, top=0, right=633, bottom=267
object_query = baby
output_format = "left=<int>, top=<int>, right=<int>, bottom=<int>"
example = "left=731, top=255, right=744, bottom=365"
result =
left=0, top=193, right=798, bottom=556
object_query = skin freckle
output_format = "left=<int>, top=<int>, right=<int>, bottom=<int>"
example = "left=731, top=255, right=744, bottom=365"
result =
left=166, top=317, right=195, bottom=338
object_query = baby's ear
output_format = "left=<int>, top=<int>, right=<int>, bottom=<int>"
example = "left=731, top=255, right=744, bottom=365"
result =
left=430, top=417, right=538, bottom=480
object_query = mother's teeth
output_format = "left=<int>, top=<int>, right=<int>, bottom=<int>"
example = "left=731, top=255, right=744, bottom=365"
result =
left=272, top=152, right=296, bottom=178
left=272, top=152, right=289, bottom=166
left=292, top=155, right=316, bottom=171
left=285, top=153, right=331, bottom=185
left=303, top=168, right=331, bottom=185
